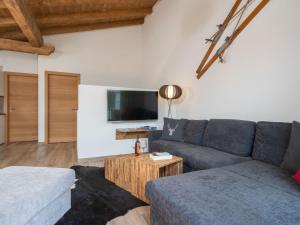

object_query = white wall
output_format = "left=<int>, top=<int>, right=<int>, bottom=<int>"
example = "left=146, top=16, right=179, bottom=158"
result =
left=0, top=51, right=38, bottom=73
left=77, top=85, right=164, bottom=159
left=143, top=0, right=300, bottom=122
left=37, top=25, right=145, bottom=142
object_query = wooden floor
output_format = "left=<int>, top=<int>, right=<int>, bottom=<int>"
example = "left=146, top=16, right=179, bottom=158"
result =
left=107, top=206, right=150, bottom=225
left=0, top=141, right=78, bottom=168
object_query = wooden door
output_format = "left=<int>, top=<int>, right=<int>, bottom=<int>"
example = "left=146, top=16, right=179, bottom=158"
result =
left=5, top=72, right=38, bottom=143
left=45, top=71, right=80, bottom=144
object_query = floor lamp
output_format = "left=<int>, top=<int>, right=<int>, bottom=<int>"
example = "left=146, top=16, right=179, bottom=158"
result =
left=159, top=85, right=182, bottom=118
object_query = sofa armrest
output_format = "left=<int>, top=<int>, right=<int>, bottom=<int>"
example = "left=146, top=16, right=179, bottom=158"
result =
left=148, top=130, right=162, bottom=143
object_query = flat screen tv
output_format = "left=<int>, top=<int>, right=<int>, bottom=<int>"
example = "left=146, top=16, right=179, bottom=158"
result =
left=107, top=90, right=158, bottom=122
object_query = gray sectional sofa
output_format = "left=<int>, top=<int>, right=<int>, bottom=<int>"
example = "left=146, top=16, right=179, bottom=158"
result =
left=146, top=119, right=300, bottom=225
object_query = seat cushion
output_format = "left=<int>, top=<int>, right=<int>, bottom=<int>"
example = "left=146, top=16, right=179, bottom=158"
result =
left=252, top=121, right=291, bottom=166
left=203, top=119, right=256, bottom=156
left=150, top=139, right=197, bottom=156
left=176, top=146, right=251, bottom=170
left=146, top=161, right=300, bottom=225
left=161, top=118, right=187, bottom=142
left=184, top=120, right=208, bottom=145
left=224, top=160, right=296, bottom=194
left=150, top=140, right=250, bottom=170
left=0, top=166, right=75, bottom=225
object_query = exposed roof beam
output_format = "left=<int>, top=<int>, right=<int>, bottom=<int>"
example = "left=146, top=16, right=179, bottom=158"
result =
left=0, top=38, right=54, bottom=55
left=0, top=18, right=16, bottom=28
left=42, top=19, right=144, bottom=35
left=0, top=0, right=157, bottom=9
left=0, top=19, right=144, bottom=39
left=3, top=0, right=43, bottom=46
left=0, top=30, right=27, bottom=41
left=0, top=8, right=151, bottom=29
left=39, top=9, right=150, bottom=28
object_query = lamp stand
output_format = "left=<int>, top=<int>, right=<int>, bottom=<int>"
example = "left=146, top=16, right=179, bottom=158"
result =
left=167, top=99, right=173, bottom=118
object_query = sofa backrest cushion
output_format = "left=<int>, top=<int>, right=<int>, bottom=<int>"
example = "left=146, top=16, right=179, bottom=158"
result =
left=203, top=119, right=256, bottom=156
left=184, top=120, right=208, bottom=145
left=281, top=121, right=300, bottom=173
left=252, top=122, right=291, bottom=166
left=161, top=118, right=187, bottom=142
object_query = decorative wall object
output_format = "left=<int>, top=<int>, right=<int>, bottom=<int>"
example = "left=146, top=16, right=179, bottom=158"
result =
left=196, top=0, right=270, bottom=79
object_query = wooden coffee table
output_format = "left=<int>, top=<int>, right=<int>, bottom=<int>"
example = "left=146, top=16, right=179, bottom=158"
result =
left=105, top=153, right=183, bottom=203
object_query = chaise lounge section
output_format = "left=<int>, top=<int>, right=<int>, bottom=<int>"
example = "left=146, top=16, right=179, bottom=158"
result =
left=0, top=166, right=75, bottom=225
left=146, top=119, right=300, bottom=225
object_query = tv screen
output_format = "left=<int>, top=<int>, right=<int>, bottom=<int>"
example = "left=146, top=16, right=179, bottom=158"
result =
left=107, top=90, right=158, bottom=121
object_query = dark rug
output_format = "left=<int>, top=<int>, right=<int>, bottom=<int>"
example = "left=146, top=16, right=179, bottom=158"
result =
left=55, top=166, right=147, bottom=225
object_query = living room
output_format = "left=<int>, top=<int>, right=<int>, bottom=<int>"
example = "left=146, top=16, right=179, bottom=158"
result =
left=0, top=0, right=299, bottom=225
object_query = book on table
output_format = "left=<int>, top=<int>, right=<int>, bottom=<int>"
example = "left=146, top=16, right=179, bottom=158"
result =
left=150, top=152, right=173, bottom=160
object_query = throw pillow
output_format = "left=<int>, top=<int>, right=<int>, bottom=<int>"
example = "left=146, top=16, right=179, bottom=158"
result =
left=293, top=170, right=300, bottom=184
left=161, top=118, right=187, bottom=142
left=281, top=121, right=300, bottom=173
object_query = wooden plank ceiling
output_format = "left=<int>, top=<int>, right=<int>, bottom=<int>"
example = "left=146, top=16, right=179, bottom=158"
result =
left=0, top=0, right=157, bottom=55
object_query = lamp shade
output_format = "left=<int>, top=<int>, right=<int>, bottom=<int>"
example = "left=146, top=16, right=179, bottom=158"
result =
left=159, top=85, right=182, bottom=100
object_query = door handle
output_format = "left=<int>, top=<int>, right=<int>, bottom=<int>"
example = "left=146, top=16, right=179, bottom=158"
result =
left=9, top=108, right=16, bottom=112
left=72, top=108, right=78, bottom=111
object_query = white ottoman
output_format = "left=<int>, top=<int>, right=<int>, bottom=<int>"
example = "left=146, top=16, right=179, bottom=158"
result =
left=0, top=166, right=75, bottom=225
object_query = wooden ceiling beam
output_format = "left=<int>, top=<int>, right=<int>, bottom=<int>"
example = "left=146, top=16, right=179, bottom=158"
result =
left=0, top=30, right=27, bottom=41
left=3, top=0, right=43, bottom=47
left=42, top=19, right=144, bottom=36
left=0, top=19, right=144, bottom=40
left=0, top=8, right=151, bottom=29
left=0, top=38, right=54, bottom=55
left=39, top=9, right=150, bottom=28
left=0, top=0, right=157, bottom=9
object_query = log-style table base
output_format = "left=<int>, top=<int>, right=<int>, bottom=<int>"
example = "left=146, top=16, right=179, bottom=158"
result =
left=105, top=153, right=183, bottom=203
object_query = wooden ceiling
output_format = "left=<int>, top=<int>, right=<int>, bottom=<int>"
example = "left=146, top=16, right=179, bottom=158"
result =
left=0, top=0, right=157, bottom=55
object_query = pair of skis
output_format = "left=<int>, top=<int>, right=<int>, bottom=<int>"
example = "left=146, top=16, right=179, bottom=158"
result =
left=196, top=0, right=270, bottom=79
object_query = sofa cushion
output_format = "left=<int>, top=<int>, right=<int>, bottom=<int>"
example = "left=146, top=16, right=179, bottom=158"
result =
left=150, top=140, right=250, bottom=170
left=184, top=120, right=208, bottom=145
left=161, top=118, right=187, bottom=142
left=0, top=166, right=75, bottom=225
left=175, top=146, right=251, bottom=170
left=146, top=161, right=300, bottom=225
left=203, top=119, right=256, bottom=156
left=224, top=160, right=296, bottom=195
left=150, top=139, right=197, bottom=156
left=281, top=121, right=300, bottom=173
left=252, top=122, right=291, bottom=166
